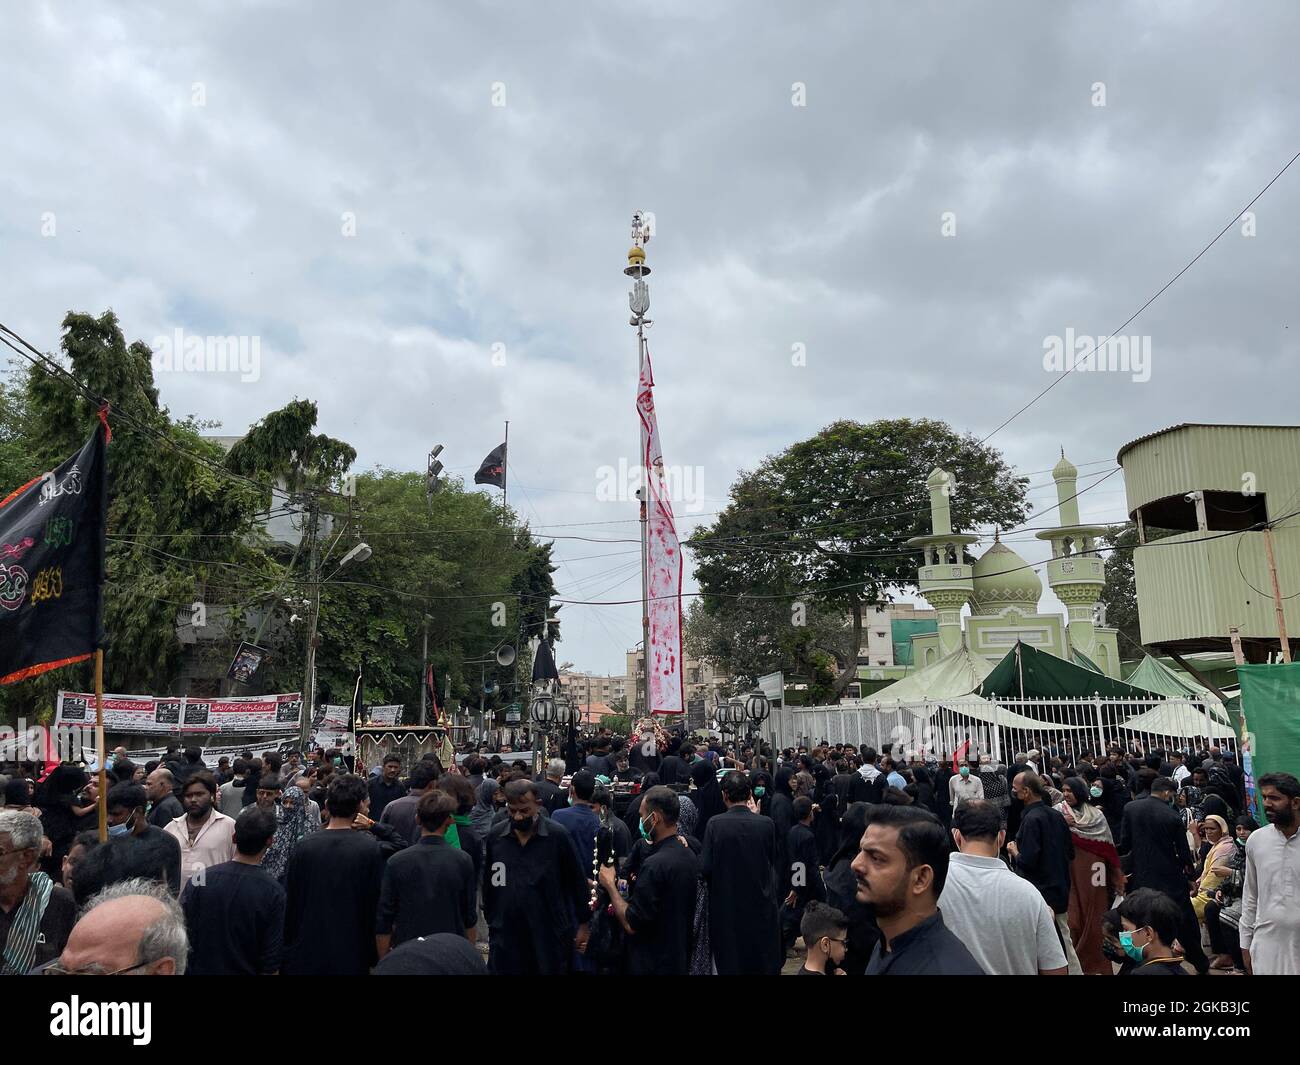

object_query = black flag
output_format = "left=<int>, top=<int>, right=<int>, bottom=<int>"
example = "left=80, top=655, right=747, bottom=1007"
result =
left=0, top=419, right=109, bottom=685
left=532, top=638, right=559, bottom=683
left=474, top=442, right=506, bottom=489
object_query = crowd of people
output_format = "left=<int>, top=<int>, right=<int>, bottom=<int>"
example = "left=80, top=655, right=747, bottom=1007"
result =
left=1, top=730, right=1297, bottom=977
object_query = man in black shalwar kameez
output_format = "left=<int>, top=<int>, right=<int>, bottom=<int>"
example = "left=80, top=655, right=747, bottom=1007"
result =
left=282, top=774, right=384, bottom=975
left=482, top=778, right=590, bottom=975
left=699, top=770, right=782, bottom=975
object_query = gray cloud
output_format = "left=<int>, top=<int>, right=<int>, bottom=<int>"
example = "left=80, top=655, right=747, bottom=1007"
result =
left=3, top=0, right=1297, bottom=676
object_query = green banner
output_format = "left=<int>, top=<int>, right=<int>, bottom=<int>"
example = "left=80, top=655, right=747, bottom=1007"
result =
left=1237, top=661, right=1300, bottom=823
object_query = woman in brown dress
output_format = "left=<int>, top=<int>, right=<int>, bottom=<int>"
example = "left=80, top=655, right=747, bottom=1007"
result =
left=1056, top=776, right=1124, bottom=974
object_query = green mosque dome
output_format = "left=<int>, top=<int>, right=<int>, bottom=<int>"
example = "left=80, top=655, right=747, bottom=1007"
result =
left=971, top=537, right=1042, bottom=610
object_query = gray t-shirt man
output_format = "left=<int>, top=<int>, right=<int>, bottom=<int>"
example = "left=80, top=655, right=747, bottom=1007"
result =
left=939, top=852, right=1067, bottom=975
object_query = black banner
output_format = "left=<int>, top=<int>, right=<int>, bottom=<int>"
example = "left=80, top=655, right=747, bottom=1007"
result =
left=0, top=421, right=107, bottom=685
left=473, top=442, right=506, bottom=489
left=532, top=638, right=559, bottom=682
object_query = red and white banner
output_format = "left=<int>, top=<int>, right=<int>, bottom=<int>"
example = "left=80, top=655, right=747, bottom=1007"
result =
left=56, top=691, right=303, bottom=735
left=636, top=346, right=684, bottom=714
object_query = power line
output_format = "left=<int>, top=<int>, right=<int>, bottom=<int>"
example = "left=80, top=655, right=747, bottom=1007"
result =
left=979, top=148, right=1300, bottom=443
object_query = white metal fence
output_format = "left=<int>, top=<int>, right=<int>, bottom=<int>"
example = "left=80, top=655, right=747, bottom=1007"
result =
left=772, top=696, right=1237, bottom=762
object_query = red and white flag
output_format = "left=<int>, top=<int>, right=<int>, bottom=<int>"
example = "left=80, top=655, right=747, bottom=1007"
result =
left=636, top=346, right=684, bottom=714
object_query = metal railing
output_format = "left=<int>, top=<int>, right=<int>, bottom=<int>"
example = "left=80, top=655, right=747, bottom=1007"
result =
left=772, top=695, right=1237, bottom=762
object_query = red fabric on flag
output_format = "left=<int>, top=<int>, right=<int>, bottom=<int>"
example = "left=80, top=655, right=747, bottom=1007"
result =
left=636, top=345, right=684, bottom=714
left=952, top=739, right=970, bottom=774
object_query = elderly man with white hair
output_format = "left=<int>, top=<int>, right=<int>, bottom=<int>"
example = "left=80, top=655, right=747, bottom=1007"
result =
left=0, top=809, right=76, bottom=974
left=50, top=877, right=188, bottom=975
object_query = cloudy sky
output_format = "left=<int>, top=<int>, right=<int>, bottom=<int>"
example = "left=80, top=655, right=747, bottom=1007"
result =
left=3, top=1, right=1298, bottom=678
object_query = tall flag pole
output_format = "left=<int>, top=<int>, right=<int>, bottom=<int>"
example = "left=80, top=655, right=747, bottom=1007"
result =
left=0, top=409, right=111, bottom=837
left=628, top=212, right=684, bottom=715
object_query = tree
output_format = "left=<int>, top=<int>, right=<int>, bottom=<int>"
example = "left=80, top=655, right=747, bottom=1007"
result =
left=1098, top=521, right=1175, bottom=658
left=311, top=469, right=556, bottom=717
left=608, top=695, right=627, bottom=715
left=2, top=311, right=276, bottom=719
left=684, top=596, right=852, bottom=702
left=1, top=310, right=558, bottom=730
left=691, top=419, right=1030, bottom=700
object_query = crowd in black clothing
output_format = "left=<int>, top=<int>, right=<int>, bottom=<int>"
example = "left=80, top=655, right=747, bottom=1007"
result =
left=2, top=728, right=1297, bottom=977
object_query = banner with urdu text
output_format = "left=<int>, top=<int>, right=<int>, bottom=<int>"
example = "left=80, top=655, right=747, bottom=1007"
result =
left=56, top=691, right=303, bottom=735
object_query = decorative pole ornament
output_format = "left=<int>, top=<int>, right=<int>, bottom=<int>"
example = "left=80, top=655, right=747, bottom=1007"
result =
left=626, top=210, right=651, bottom=327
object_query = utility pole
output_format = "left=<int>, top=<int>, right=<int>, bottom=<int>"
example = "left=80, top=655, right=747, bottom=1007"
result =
left=299, top=494, right=321, bottom=750
left=1262, top=523, right=1292, bottom=663
left=419, top=616, right=429, bottom=725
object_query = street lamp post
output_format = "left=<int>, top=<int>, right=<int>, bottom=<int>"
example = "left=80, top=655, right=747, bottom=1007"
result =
left=743, top=691, right=771, bottom=769
left=299, top=530, right=373, bottom=750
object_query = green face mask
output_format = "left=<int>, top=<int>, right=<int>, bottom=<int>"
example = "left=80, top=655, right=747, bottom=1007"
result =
left=1118, top=930, right=1146, bottom=963
left=639, top=813, right=655, bottom=841
left=754, top=786, right=766, bottom=798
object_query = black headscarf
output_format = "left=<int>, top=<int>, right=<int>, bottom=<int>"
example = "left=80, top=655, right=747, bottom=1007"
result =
left=690, top=760, right=726, bottom=837
left=623, top=772, right=661, bottom=837
left=750, top=769, right=773, bottom=818
left=829, top=800, right=872, bottom=868
left=774, top=765, right=795, bottom=799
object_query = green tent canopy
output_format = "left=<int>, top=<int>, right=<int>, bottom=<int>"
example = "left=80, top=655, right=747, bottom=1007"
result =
left=864, top=647, right=990, bottom=703
left=979, top=641, right=1162, bottom=700
left=1071, top=648, right=1102, bottom=673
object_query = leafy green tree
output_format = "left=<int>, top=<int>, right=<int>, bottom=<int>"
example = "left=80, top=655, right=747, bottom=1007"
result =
left=684, top=596, right=852, bottom=701
left=691, top=419, right=1029, bottom=700
left=312, top=470, right=556, bottom=719
left=0, top=310, right=566, bottom=731
left=1098, top=522, right=1171, bottom=659
left=2, top=311, right=275, bottom=720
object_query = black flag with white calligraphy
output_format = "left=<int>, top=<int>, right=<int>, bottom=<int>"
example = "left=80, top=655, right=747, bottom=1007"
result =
left=0, top=418, right=108, bottom=685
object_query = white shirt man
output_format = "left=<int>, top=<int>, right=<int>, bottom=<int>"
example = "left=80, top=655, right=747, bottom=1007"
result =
left=949, top=768, right=984, bottom=809
left=1240, top=775, right=1300, bottom=975
left=939, top=800, right=1067, bottom=976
